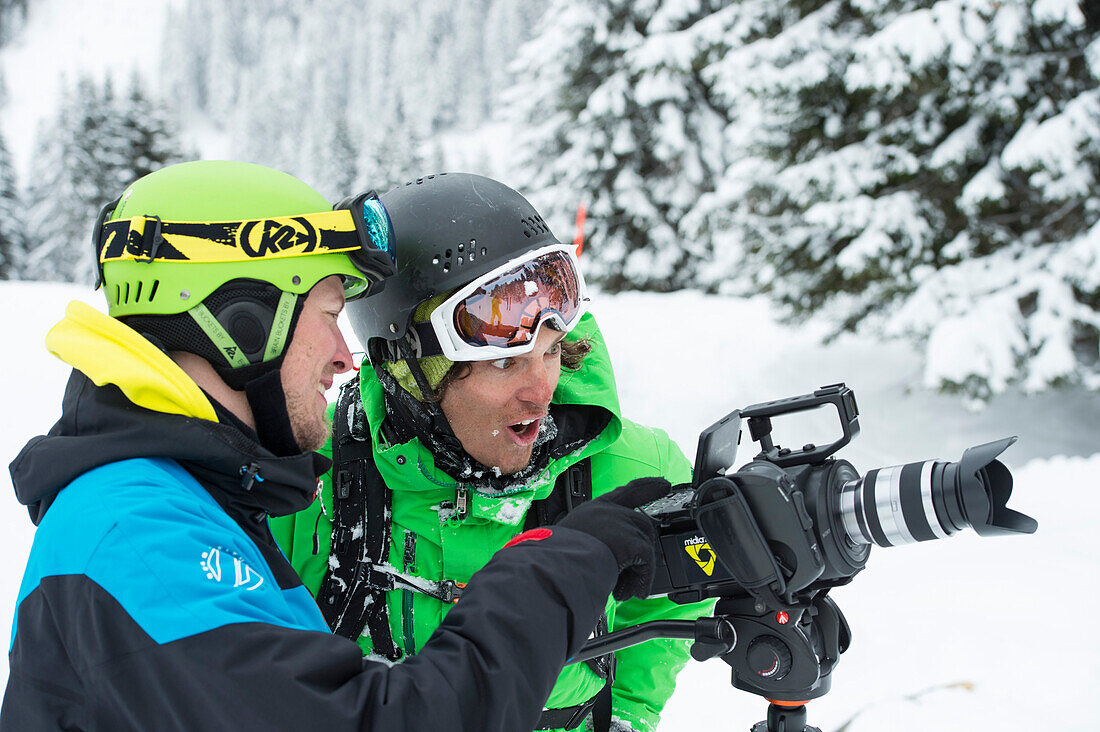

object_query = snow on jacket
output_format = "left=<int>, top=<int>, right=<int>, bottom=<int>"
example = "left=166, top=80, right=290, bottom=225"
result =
left=272, top=312, right=713, bottom=732
left=2, top=301, right=623, bottom=732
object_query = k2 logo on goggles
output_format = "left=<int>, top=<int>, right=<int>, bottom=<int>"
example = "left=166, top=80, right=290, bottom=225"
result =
left=98, top=211, right=360, bottom=265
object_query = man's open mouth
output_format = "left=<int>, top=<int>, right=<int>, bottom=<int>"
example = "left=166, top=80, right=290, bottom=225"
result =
left=507, top=418, right=541, bottom=444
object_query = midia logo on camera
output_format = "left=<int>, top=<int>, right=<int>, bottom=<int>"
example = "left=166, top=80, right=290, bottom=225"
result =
left=236, top=217, right=318, bottom=257
left=683, top=535, right=716, bottom=576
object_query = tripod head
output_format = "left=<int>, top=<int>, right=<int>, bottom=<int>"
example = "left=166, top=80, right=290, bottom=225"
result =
left=572, top=592, right=844, bottom=731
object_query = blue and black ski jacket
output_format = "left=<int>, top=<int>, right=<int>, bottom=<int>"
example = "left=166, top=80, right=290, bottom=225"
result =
left=2, top=302, right=619, bottom=731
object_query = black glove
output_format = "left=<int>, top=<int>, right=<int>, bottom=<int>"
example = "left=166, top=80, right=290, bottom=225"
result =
left=558, top=477, right=672, bottom=600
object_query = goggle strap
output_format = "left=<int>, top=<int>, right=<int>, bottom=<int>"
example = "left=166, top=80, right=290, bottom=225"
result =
left=91, top=197, right=121, bottom=290
left=263, top=290, right=300, bottom=362
left=188, top=303, right=250, bottom=368
left=411, top=321, right=445, bottom=359
left=98, top=211, right=363, bottom=265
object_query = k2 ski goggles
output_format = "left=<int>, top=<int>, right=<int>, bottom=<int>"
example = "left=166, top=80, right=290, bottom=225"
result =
left=93, top=190, right=397, bottom=317
left=427, top=244, right=589, bottom=361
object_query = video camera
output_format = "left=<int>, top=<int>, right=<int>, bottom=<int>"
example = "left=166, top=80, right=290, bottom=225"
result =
left=575, top=383, right=1037, bottom=732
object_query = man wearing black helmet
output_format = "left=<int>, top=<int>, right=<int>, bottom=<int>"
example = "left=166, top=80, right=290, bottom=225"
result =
left=3, top=162, right=673, bottom=731
left=273, top=173, right=710, bottom=732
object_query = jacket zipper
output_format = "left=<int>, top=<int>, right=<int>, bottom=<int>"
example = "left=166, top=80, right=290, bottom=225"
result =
left=402, top=530, right=417, bottom=655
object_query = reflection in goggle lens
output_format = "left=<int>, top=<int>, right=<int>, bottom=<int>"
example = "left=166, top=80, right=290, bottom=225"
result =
left=454, top=252, right=582, bottom=347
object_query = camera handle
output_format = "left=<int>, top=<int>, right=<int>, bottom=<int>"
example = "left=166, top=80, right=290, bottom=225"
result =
left=569, top=617, right=737, bottom=665
left=741, top=383, right=860, bottom=468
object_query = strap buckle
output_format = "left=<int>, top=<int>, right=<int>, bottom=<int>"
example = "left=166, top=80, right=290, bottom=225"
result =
left=362, top=564, right=396, bottom=590
left=333, top=527, right=351, bottom=554
left=439, top=579, right=466, bottom=604
left=564, top=697, right=599, bottom=730
left=135, top=215, right=164, bottom=263
left=335, top=468, right=352, bottom=499
left=536, top=695, right=600, bottom=731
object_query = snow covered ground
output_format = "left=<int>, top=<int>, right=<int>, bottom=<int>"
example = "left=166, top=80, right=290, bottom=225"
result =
left=1, top=280, right=1097, bottom=730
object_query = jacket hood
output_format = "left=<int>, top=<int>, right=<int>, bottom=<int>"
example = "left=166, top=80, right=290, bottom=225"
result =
left=550, top=312, right=621, bottom=418
left=10, top=302, right=327, bottom=524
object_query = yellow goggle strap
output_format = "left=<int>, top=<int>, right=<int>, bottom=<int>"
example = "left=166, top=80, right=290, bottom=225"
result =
left=99, top=210, right=362, bottom=265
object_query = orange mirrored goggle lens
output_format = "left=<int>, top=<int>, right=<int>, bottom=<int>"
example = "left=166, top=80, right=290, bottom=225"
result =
left=453, top=252, right=582, bottom=348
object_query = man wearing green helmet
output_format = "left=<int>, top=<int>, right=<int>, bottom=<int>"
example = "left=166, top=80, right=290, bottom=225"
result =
left=3, top=161, right=675, bottom=731
left=272, top=173, right=713, bottom=732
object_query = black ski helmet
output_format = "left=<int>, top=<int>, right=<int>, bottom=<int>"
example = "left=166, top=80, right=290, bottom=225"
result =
left=345, top=172, right=562, bottom=363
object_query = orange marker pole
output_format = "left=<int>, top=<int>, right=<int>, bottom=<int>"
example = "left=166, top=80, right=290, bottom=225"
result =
left=573, top=202, right=587, bottom=257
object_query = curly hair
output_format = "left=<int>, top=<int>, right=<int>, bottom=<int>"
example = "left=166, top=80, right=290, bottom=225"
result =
left=424, top=337, right=592, bottom=404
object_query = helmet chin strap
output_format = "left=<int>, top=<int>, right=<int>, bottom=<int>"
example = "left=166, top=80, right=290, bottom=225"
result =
left=194, top=287, right=305, bottom=457
left=206, top=289, right=302, bottom=390
left=391, top=336, right=464, bottom=453
left=243, top=369, right=301, bottom=457
left=190, top=293, right=305, bottom=457
left=376, top=365, right=463, bottom=453
left=398, top=336, right=440, bottom=403
left=136, top=329, right=301, bottom=457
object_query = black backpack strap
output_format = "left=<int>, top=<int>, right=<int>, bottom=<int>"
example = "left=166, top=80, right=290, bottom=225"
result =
left=563, top=456, right=592, bottom=511
left=317, top=377, right=402, bottom=660
left=590, top=682, right=614, bottom=732
left=524, top=457, right=593, bottom=530
left=533, top=674, right=615, bottom=731
left=530, top=458, right=616, bottom=732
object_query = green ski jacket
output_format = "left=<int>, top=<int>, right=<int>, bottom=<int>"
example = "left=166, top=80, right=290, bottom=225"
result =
left=273, top=314, right=711, bottom=732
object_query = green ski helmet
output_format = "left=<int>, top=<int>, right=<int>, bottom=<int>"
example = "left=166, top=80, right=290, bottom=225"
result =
left=94, top=161, right=395, bottom=388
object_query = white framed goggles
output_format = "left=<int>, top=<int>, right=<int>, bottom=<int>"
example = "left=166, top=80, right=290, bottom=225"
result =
left=428, top=243, right=589, bottom=361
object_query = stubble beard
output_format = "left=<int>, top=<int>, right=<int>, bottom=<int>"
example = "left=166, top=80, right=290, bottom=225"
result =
left=286, top=389, right=331, bottom=452
left=501, top=446, right=534, bottom=476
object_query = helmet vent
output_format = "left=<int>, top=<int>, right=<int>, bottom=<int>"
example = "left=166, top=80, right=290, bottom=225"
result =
left=410, top=173, right=445, bottom=187
left=434, top=239, right=480, bottom=272
left=115, top=279, right=161, bottom=306
left=521, top=215, right=549, bottom=238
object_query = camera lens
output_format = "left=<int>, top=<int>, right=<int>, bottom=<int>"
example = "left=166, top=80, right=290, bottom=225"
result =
left=835, top=437, right=1036, bottom=548
left=838, top=460, right=950, bottom=547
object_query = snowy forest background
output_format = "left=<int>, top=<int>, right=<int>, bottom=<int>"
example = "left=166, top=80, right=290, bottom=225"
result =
left=1, top=2, right=1099, bottom=730
left=1, top=0, right=1099, bottom=397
